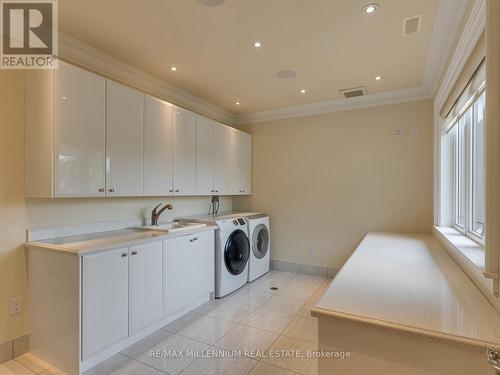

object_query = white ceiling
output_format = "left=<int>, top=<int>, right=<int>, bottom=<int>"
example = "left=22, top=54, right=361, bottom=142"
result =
left=59, top=0, right=441, bottom=115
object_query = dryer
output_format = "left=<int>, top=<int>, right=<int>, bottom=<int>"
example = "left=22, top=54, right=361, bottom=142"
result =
left=245, top=213, right=271, bottom=282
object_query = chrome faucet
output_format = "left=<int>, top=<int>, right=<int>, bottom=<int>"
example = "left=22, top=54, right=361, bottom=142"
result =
left=151, top=203, right=173, bottom=226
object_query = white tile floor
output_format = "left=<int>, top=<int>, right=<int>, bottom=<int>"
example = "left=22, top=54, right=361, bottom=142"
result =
left=0, top=271, right=330, bottom=375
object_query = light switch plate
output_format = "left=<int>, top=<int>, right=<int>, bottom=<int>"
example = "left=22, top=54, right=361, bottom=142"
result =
left=395, top=128, right=407, bottom=136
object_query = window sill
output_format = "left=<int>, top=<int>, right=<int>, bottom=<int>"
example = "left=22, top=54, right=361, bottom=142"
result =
left=434, top=226, right=485, bottom=271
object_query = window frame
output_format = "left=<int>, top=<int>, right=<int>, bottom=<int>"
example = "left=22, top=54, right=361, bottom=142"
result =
left=452, top=89, right=486, bottom=245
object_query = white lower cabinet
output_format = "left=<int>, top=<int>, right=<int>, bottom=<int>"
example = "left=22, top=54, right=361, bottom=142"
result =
left=163, top=231, right=215, bottom=317
left=82, top=248, right=129, bottom=360
left=128, top=242, right=163, bottom=335
left=82, top=241, right=163, bottom=360
left=79, top=232, right=214, bottom=369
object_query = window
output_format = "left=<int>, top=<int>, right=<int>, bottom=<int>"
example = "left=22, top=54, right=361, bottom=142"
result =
left=453, top=91, right=485, bottom=243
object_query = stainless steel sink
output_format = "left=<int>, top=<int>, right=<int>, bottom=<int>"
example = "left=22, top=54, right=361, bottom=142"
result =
left=137, top=222, right=206, bottom=233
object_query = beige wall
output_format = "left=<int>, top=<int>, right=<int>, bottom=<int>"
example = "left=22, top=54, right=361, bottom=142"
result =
left=0, top=70, right=29, bottom=344
left=234, top=100, right=434, bottom=269
left=0, top=70, right=231, bottom=343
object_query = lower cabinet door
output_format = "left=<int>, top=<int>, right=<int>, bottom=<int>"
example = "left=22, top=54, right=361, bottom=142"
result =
left=163, top=231, right=215, bottom=317
left=82, top=248, right=129, bottom=360
left=129, top=241, right=163, bottom=335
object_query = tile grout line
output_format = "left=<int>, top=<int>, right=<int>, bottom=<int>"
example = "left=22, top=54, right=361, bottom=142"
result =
left=254, top=277, right=323, bottom=375
left=88, top=272, right=327, bottom=375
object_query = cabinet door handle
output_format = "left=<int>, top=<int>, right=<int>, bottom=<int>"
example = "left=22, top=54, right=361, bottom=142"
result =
left=121, top=252, right=128, bottom=257
left=109, top=188, right=115, bottom=193
left=131, top=251, right=138, bottom=256
left=190, top=237, right=198, bottom=242
left=169, top=189, right=173, bottom=193
left=175, top=189, right=180, bottom=193
left=98, top=188, right=105, bottom=192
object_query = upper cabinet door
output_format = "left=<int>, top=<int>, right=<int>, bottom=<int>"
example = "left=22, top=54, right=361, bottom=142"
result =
left=173, top=107, right=197, bottom=196
left=144, top=96, right=174, bottom=196
left=55, top=62, right=106, bottom=197
left=213, top=122, right=230, bottom=195
left=227, top=127, right=241, bottom=195
left=106, top=80, right=144, bottom=197
left=240, top=132, right=252, bottom=195
left=196, top=115, right=214, bottom=195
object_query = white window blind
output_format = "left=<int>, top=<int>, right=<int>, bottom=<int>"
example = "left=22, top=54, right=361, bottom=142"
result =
left=444, top=61, right=485, bottom=134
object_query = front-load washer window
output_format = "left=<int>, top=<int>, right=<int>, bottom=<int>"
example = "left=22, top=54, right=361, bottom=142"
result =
left=252, top=224, right=269, bottom=259
left=224, top=229, right=250, bottom=275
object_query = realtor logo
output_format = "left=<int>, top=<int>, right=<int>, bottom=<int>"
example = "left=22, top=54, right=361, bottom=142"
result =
left=1, top=0, right=58, bottom=69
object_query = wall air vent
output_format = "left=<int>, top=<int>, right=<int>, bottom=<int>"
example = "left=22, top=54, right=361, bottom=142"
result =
left=403, top=15, right=422, bottom=36
left=339, top=86, right=368, bottom=98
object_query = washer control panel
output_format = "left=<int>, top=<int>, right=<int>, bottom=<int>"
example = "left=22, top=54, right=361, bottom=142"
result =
left=232, top=218, right=246, bottom=226
left=219, top=217, right=247, bottom=229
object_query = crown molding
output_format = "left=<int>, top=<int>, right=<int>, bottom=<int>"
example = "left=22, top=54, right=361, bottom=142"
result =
left=434, top=0, right=485, bottom=110
left=58, top=33, right=234, bottom=125
left=235, top=86, right=431, bottom=125
left=235, top=0, right=476, bottom=126
left=57, top=0, right=479, bottom=127
left=422, top=0, right=470, bottom=97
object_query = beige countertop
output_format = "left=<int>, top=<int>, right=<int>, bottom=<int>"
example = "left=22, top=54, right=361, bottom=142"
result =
left=312, top=232, right=500, bottom=349
left=24, top=225, right=218, bottom=256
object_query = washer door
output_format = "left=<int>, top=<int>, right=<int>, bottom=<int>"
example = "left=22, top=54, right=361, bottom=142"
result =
left=252, top=224, right=269, bottom=259
left=224, top=229, right=250, bottom=275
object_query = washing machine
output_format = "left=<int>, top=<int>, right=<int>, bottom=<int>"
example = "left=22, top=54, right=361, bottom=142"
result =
left=177, top=214, right=250, bottom=298
left=245, top=213, right=271, bottom=282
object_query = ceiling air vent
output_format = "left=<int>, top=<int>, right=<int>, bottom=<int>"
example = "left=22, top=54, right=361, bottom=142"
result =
left=403, top=15, right=422, bottom=36
left=339, top=86, right=368, bottom=98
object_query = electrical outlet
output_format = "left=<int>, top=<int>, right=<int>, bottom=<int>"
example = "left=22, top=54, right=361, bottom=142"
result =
left=308, top=248, right=316, bottom=256
left=10, top=296, right=22, bottom=315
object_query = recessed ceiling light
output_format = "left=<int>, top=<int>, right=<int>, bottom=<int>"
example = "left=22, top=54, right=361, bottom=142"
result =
left=170, top=66, right=177, bottom=71
left=276, top=70, right=297, bottom=79
left=235, top=101, right=240, bottom=106
left=197, top=0, right=225, bottom=7
left=300, top=89, right=307, bottom=94
left=375, top=76, right=381, bottom=80
left=252, top=41, right=263, bottom=48
left=362, top=3, right=379, bottom=14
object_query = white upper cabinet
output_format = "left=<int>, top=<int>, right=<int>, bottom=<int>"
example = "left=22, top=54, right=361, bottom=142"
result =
left=55, top=62, right=106, bottom=197
left=106, top=80, right=144, bottom=197
left=173, top=106, right=197, bottom=195
left=25, top=61, right=252, bottom=198
left=144, top=95, right=174, bottom=196
left=240, top=131, right=252, bottom=194
left=213, top=122, right=230, bottom=195
left=196, top=115, right=215, bottom=195
left=227, top=126, right=242, bottom=195
left=25, top=62, right=107, bottom=198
